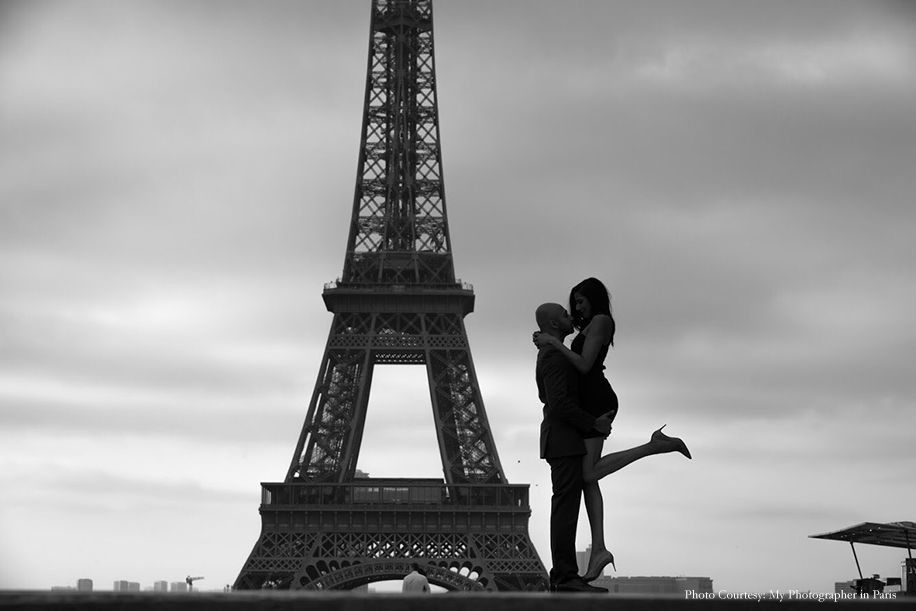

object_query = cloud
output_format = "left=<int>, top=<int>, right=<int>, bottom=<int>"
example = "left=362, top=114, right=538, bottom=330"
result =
left=633, top=35, right=914, bottom=88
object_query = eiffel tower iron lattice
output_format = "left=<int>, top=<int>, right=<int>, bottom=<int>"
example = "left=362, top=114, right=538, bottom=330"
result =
left=234, top=0, right=547, bottom=592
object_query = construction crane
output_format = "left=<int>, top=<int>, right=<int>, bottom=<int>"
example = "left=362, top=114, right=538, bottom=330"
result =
left=185, top=576, right=204, bottom=591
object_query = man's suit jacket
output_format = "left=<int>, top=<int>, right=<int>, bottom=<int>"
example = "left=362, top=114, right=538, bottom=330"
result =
left=537, top=346, right=599, bottom=459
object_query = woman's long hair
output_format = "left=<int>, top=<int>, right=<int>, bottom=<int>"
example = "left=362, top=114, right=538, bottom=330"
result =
left=569, top=277, right=616, bottom=346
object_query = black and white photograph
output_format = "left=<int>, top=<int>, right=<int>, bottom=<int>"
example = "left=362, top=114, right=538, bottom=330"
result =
left=1, top=0, right=914, bottom=597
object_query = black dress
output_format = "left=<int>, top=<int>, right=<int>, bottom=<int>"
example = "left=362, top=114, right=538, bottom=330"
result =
left=571, top=333, right=619, bottom=420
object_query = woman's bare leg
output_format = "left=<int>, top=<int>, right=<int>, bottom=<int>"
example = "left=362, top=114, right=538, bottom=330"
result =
left=582, top=437, right=615, bottom=581
left=582, top=438, right=606, bottom=554
left=586, top=426, right=691, bottom=483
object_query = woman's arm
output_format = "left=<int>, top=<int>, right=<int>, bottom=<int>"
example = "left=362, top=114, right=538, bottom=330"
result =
left=535, top=315, right=612, bottom=374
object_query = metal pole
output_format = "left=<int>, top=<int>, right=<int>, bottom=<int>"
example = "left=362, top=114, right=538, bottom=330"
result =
left=850, top=542, right=863, bottom=579
left=904, top=527, right=914, bottom=595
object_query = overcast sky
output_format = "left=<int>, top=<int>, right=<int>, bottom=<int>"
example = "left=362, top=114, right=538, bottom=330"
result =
left=2, top=0, right=915, bottom=595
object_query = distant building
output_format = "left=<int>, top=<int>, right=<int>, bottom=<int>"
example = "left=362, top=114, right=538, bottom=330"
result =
left=835, top=580, right=857, bottom=595
left=128, top=582, right=140, bottom=592
left=77, top=579, right=93, bottom=592
left=843, top=559, right=916, bottom=596
left=113, top=580, right=129, bottom=592
left=171, top=581, right=188, bottom=592
left=593, top=575, right=714, bottom=595
left=153, top=581, right=168, bottom=592
left=576, top=546, right=591, bottom=577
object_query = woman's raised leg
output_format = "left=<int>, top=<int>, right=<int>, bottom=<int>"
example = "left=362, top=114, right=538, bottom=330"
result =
left=586, top=426, right=691, bottom=483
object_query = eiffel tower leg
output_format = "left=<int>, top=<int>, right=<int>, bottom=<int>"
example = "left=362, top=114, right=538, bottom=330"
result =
left=425, top=313, right=504, bottom=485
left=287, top=314, right=376, bottom=483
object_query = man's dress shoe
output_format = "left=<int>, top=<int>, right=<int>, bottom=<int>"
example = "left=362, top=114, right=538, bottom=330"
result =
left=554, top=577, right=608, bottom=593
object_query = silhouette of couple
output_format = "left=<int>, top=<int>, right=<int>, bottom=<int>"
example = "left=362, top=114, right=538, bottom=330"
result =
left=535, top=278, right=691, bottom=593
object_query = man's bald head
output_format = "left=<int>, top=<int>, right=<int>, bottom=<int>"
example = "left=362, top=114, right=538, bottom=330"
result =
left=536, top=302, right=568, bottom=332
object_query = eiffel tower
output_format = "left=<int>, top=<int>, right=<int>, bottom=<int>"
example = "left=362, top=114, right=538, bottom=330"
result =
left=234, top=0, right=547, bottom=592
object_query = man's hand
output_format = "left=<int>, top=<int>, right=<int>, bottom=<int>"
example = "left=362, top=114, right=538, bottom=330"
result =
left=533, top=331, right=562, bottom=350
left=593, top=409, right=617, bottom=436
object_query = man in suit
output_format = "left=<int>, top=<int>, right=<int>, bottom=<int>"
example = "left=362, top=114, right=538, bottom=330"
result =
left=535, top=302, right=614, bottom=593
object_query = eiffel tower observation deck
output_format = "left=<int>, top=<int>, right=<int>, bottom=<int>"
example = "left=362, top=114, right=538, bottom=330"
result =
left=234, top=0, right=548, bottom=592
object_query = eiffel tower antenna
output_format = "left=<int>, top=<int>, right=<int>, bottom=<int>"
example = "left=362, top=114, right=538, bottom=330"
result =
left=234, top=0, right=547, bottom=591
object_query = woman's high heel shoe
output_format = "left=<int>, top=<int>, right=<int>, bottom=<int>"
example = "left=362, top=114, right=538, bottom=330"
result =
left=652, top=424, right=692, bottom=459
left=583, top=549, right=616, bottom=582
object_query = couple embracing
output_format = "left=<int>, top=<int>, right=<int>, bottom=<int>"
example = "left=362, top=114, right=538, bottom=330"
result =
left=535, top=277, right=691, bottom=593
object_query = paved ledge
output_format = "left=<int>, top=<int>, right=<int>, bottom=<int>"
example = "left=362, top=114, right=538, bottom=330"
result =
left=0, top=591, right=913, bottom=610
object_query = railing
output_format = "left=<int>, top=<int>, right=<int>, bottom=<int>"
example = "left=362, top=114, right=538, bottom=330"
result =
left=323, top=279, right=474, bottom=292
left=260, top=480, right=529, bottom=511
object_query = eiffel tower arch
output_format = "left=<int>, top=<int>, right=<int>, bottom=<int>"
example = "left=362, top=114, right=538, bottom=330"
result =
left=234, top=0, right=548, bottom=592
